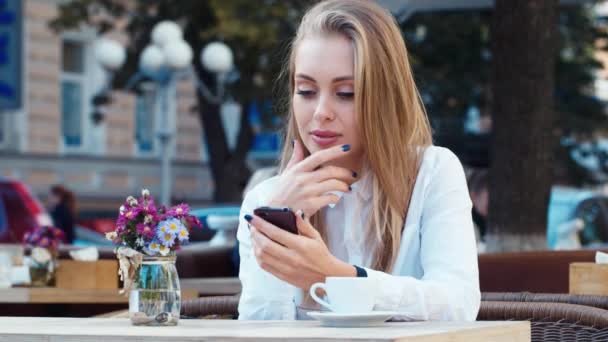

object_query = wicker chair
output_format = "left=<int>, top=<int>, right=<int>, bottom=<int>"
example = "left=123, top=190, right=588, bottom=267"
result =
left=479, top=301, right=608, bottom=341
left=482, top=292, right=608, bottom=311
left=181, top=295, right=240, bottom=319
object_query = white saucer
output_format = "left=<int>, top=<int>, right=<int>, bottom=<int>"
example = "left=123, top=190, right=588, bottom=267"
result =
left=306, top=311, right=399, bottom=327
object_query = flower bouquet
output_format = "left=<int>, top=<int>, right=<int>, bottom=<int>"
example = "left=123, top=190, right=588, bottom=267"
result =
left=106, top=189, right=201, bottom=326
left=22, top=226, right=64, bottom=287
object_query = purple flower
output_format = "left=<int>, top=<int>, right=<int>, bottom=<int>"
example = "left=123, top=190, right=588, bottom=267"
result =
left=116, top=224, right=126, bottom=234
left=30, top=232, right=41, bottom=244
left=51, top=227, right=64, bottom=239
left=39, top=237, right=50, bottom=248
left=184, top=215, right=202, bottom=229
left=116, top=215, right=127, bottom=228
left=137, top=198, right=158, bottom=215
left=123, top=207, right=141, bottom=220
left=168, top=204, right=190, bottom=218
left=136, top=223, right=155, bottom=239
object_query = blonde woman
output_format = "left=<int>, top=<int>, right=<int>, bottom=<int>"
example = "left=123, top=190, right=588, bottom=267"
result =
left=237, top=0, right=480, bottom=321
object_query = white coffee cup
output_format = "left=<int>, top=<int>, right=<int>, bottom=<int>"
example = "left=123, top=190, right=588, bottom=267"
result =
left=309, top=277, right=374, bottom=313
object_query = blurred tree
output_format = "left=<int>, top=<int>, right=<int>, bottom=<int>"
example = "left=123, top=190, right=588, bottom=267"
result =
left=401, top=2, right=608, bottom=178
left=50, top=0, right=314, bottom=202
left=488, top=0, right=558, bottom=251
left=401, top=2, right=608, bottom=251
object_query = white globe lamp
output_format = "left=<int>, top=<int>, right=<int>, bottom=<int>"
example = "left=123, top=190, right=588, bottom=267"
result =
left=95, top=38, right=126, bottom=71
left=151, top=21, right=182, bottom=48
left=200, top=42, right=233, bottom=74
left=164, top=40, right=193, bottom=70
left=140, top=45, right=165, bottom=73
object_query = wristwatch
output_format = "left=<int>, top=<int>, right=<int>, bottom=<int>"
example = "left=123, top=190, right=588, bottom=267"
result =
left=353, top=265, right=368, bottom=277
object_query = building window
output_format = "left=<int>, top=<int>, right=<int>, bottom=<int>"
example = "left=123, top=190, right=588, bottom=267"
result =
left=135, top=82, right=157, bottom=154
left=60, top=39, right=87, bottom=148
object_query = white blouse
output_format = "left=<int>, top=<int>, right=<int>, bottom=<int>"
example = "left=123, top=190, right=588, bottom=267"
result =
left=236, top=146, right=481, bottom=321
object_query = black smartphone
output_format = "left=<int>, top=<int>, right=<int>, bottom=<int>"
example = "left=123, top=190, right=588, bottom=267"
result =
left=253, top=206, right=298, bottom=234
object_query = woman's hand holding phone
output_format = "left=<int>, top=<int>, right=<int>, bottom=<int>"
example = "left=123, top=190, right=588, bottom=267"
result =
left=266, top=140, right=357, bottom=218
left=245, top=209, right=356, bottom=290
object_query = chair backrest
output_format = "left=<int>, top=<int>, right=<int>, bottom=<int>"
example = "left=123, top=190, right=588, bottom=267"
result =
left=181, top=294, right=240, bottom=318
left=478, top=301, right=608, bottom=342
left=482, top=292, right=608, bottom=311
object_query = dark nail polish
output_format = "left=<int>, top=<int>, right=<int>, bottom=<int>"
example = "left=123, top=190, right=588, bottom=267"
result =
left=342, top=144, right=351, bottom=152
left=244, top=214, right=253, bottom=222
left=348, top=185, right=352, bottom=191
left=292, top=139, right=295, bottom=148
left=301, top=212, right=305, bottom=220
left=352, top=171, right=358, bottom=178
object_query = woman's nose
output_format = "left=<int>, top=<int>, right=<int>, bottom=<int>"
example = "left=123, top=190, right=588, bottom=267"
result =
left=312, top=95, right=336, bottom=122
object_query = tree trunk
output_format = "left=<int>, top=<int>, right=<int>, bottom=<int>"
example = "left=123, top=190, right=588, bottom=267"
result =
left=486, top=0, right=558, bottom=252
left=194, top=68, right=253, bottom=203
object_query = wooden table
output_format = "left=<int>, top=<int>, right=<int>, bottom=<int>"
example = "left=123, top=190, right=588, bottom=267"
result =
left=0, top=317, right=529, bottom=342
left=0, top=287, right=199, bottom=304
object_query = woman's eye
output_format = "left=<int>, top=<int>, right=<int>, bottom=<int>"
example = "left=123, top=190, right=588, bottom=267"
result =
left=337, top=92, right=354, bottom=99
left=296, top=90, right=315, bottom=97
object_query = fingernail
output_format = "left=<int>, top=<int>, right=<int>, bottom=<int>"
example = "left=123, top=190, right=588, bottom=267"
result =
left=292, top=139, right=295, bottom=148
left=352, top=171, right=358, bottom=178
left=244, top=214, right=253, bottom=222
left=342, top=144, right=351, bottom=152
left=348, top=185, right=352, bottom=191
left=301, top=212, right=305, bottom=219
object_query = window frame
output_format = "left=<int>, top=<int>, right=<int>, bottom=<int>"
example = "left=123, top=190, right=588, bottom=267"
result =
left=59, top=31, right=96, bottom=155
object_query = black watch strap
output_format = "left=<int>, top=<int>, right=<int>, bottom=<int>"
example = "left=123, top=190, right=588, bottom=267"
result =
left=353, top=265, right=368, bottom=277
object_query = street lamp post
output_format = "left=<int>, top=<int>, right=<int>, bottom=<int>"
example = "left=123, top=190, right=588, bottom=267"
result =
left=95, top=21, right=193, bottom=207
left=94, top=21, right=235, bottom=207
left=141, top=22, right=193, bottom=207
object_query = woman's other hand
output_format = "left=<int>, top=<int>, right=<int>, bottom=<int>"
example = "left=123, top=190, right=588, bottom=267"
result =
left=267, top=140, right=357, bottom=217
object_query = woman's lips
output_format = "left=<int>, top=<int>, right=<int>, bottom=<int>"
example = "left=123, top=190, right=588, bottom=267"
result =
left=311, top=130, right=341, bottom=147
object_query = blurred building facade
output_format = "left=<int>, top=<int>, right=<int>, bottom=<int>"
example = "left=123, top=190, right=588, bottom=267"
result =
left=0, top=0, right=213, bottom=213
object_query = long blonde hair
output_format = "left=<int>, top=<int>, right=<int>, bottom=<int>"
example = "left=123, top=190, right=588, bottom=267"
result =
left=278, top=0, right=432, bottom=272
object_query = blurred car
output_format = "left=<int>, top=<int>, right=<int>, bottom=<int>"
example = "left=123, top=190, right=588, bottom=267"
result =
left=0, top=178, right=52, bottom=243
left=190, top=166, right=278, bottom=245
left=74, top=218, right=116, bottom=246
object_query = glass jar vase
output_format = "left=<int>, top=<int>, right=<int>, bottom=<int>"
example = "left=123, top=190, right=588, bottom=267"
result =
left=129, top=255, right=181, bottom=326
left=28, top=247, right=57, bottom=287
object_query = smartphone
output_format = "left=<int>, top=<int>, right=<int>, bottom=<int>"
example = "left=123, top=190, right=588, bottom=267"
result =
left=253, top=206, right=298, bottom=234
